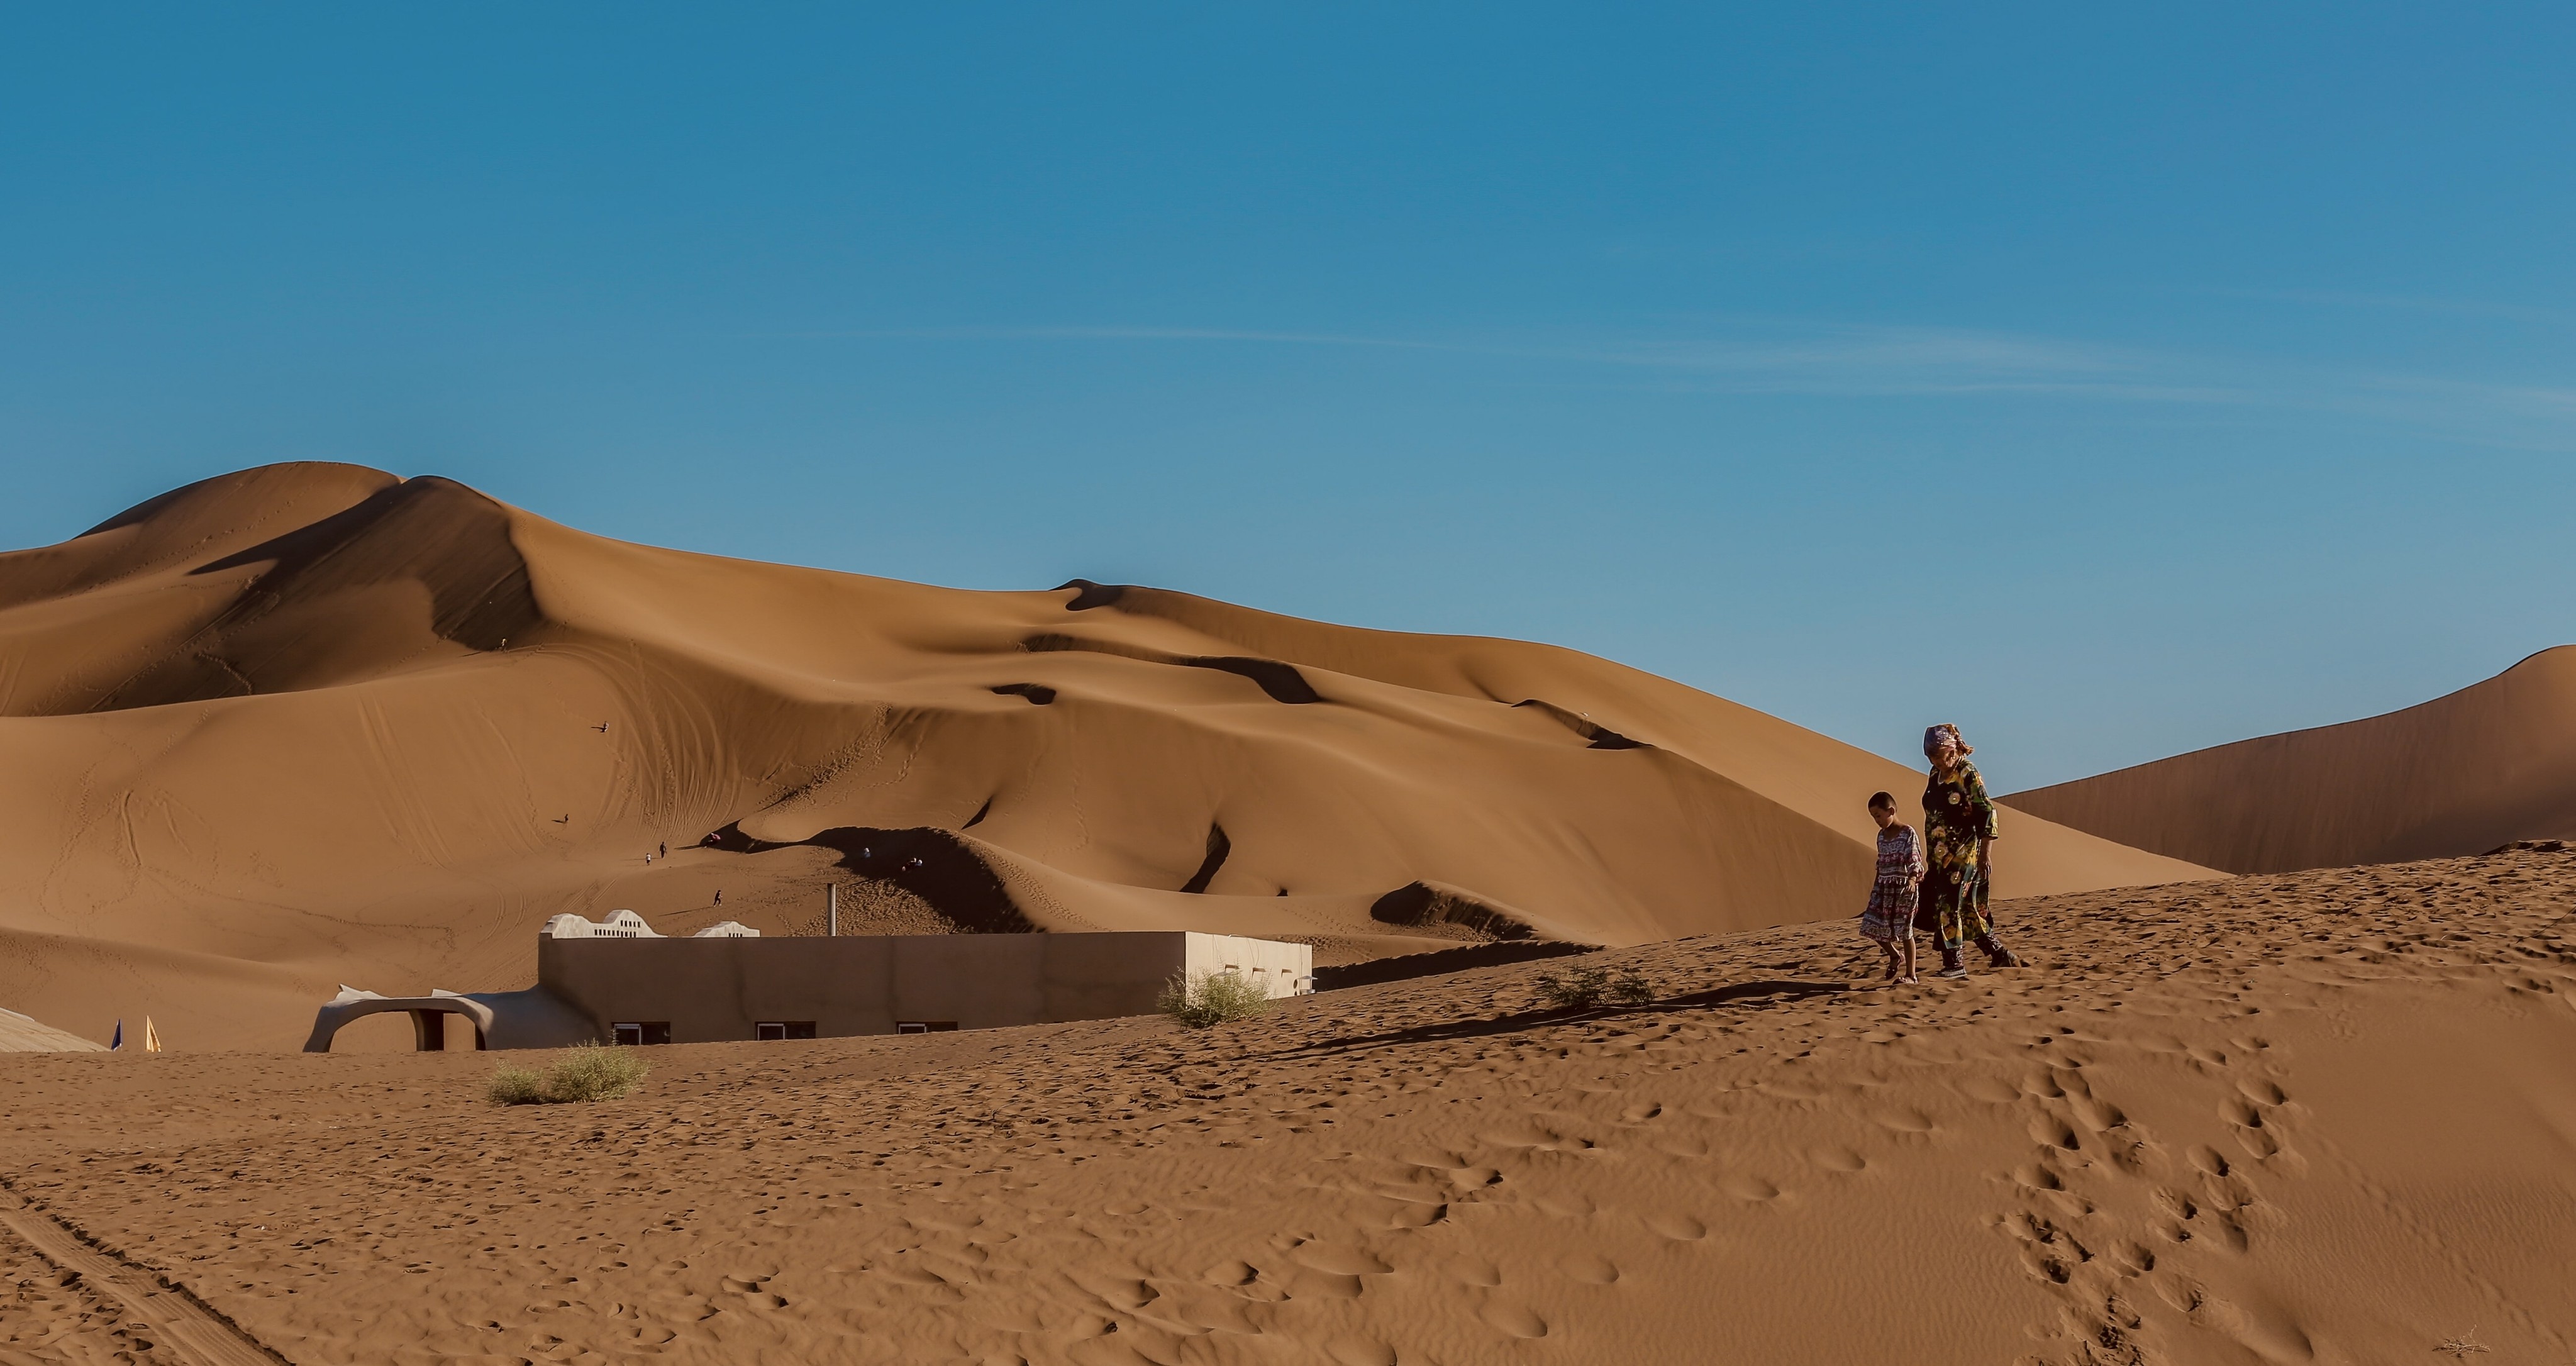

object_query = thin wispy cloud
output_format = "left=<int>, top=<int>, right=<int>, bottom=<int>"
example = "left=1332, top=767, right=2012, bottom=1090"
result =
left=765, top=318, right=2576, bottom=446
left=774, top=319, right=2188, bottom=396
left=2198, top=286, right=2571, bottom=325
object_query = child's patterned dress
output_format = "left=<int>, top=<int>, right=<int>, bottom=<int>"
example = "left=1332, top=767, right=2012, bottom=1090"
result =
left=1860, top=824, right=1923, bottom=943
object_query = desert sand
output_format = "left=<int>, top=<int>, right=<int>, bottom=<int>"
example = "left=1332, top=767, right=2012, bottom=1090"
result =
left=0, top=464, right=2209, bottom=1052
left=2009, top=647, right=2576, bottom=873
left=3, top=848, right=2572, bottom=1364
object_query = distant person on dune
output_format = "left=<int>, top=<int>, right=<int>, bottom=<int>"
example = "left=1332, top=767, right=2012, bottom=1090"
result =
left=1920, top=724, right=2021, bottom=978
left=1859, top=791, right=1923, bottom=985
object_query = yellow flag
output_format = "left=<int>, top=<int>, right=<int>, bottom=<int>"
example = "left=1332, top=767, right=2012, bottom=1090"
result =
left=142, top=1017, right=162, bottom=1053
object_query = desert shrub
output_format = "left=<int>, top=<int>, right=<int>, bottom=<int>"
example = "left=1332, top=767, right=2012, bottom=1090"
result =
left=1533, top=965, right=1655, bottom=1011
left=543, top=1044, right=651, bottom=1101
left=1157, top=970, right=1273, bottom=1028
left=487, top=1044, right=650, bottom=1105
left=486, top=1066, right=545, bottom=1106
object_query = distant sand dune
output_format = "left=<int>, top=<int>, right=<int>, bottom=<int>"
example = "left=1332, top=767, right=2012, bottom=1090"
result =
left=2009, top=647, right=2576, bottom=872
left=0, top=464, right=2212, bottom=1049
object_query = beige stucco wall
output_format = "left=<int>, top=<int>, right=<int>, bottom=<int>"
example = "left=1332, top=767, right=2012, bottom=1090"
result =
left=536, top=931, right=1311, bottom=1044
left=1183, top=935, right=1314, bottom=997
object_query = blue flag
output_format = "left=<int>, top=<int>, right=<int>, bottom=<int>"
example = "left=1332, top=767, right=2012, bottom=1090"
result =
left=109, top=1019, right=122, bottom=1050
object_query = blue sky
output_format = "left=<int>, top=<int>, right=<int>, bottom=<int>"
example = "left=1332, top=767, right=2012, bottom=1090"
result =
left=4, top=4, right=2572, bottom=788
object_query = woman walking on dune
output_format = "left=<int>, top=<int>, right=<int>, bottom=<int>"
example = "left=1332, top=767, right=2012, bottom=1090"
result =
left=1920, top=724, right=2020, bottom=979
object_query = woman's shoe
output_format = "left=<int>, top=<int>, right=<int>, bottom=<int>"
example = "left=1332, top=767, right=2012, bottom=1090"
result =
left=1936, top=947, right=1968, bottom=979
left=1975, top=933, right=2021, bottom=968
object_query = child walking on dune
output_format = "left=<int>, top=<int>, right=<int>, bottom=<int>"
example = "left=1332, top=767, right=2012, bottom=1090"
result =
left=1860, top=790, right=1923, bottom=984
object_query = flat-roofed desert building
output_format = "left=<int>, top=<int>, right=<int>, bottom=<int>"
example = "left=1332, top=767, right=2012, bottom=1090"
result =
left=306, top=914, right=1313, bottom=1051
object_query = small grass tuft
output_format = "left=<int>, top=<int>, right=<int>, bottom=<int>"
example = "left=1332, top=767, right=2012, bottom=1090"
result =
left=1533, top=964, right=1655, bottom=1011
left=486, top=1067, right=545, bottom=1106
left=543, top=1044, right=651, bottom=1101
left=1157, top=970, right=1274, bottom=1028
left=486, top=1043, right=650, bottom=1105
left=2434, top=1328, right=2491, bottom=1360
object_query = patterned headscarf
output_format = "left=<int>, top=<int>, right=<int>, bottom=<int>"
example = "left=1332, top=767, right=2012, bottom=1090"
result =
left=1923, top=723, right=1972, bottom=759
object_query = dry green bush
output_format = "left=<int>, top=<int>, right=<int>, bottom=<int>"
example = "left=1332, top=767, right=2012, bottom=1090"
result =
left=1157, top=970, right=1274, bottom=1028
left=486, top=1067, right=545, bottom=1106
left=1533, top=964, right=1655, bottom=1011
left=487, top=1044, right=650, bottom=1105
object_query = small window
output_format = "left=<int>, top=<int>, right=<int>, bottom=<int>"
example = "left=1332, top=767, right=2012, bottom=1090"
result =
left=755, top=1021, right=817, bottom=1041
left=896, top=1021, right=958, bottom=1034
left=612, top=1021, right=672, bottom=1046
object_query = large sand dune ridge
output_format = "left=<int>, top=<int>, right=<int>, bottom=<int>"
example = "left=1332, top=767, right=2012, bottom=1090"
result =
left=0, top=464, right=2208, bottom=1050
left=2009, top=647, right=2576, bottom=873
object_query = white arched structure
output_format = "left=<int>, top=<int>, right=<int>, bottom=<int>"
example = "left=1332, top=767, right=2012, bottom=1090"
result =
left=303, top=985, right=596, bottom=1053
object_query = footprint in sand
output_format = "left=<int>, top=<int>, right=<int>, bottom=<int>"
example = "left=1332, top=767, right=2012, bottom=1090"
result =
left=1387, top=1200, right=1449, bottom=1230
left=2236, top=1078, right=2288, bottom=1107
left=2017, top=1070, right=2067, bottom=1099
left=2224, top=1099, right=2284, bottom=1160
left=1534, top=1191, right=1597, bottom=1218
left=1562, top=1252, right=1621, bottom=1284
left=1327, top=1338, right=1399, bottom=1366
left=1959, top=1075, right=2021, bottom=1104
left=1289, top=1243, right=1394, bottom=1277
left=2189, top=1291, right=2315, bottom=1361
left=1477, top=1299, right=1550, bottom=1338
left=2025, top=1115, right=2084, bottom=1153
left=1806, top=1146, right=1868, bottom=1173
left=1445, top=1257, right=1502, bottom=1288
left=2009, top=1160, right=2071, bottom=1191
left=2069, top=1095, right=2128, bottom=1132
left=2150, top=1187, right=2202, bottom=1244
left=1868, top=1108, right=1935, bottom=1135
left=1720, top=1174, right=1781, bottom=1202
left=1645, top=1211, right=1709, bottom=1241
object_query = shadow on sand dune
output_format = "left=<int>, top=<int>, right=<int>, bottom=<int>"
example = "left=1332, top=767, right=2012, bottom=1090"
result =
left=1262, top=976, right=1850, bottom=1061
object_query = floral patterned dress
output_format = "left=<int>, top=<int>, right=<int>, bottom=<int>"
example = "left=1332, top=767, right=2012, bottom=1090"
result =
left=1860, top=824, right=1923, bottom=943
left=1920, top=759, right=2000, bottom=949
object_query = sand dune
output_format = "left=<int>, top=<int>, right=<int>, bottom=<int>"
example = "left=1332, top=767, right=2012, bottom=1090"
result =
left=0, top=464, right=2210, bottom=1050
left=1, top=850, right=2568, bottom=1363
left=2009, top=647, right=2576, bottom=873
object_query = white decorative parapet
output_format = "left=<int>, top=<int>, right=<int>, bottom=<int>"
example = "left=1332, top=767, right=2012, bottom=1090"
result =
left=540, top=911, right=760, bottom=939
left=542, top=909, right=662, bottom=939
